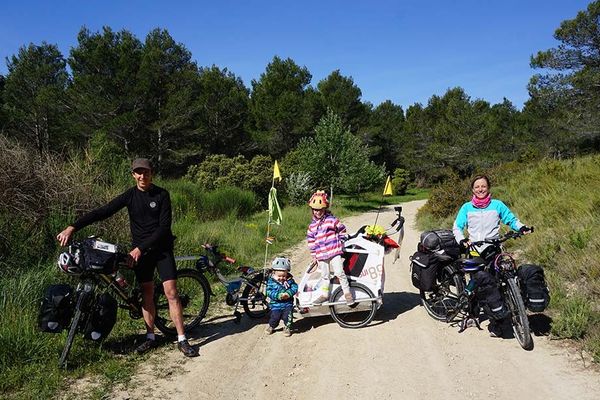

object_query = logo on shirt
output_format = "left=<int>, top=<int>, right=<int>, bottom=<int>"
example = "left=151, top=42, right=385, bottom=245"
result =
left=149, top=201, right=157, bottom=208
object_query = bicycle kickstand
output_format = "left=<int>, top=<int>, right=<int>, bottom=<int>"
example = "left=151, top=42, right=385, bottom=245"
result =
left=233, top=311, right=242, bottom=324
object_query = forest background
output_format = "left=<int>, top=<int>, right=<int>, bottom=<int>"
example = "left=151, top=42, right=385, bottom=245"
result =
left=1, top=1, right=600, bottom=398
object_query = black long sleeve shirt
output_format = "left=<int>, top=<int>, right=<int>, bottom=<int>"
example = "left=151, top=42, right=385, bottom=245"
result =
left=72, top=184, right=175, bottom=251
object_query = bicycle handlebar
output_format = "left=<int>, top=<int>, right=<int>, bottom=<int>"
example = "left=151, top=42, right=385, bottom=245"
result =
left=202, top=243, right=236, bottom=264
left=468, top=227, right=534, bottom=249
left=346, top=207, right=404, bottom=240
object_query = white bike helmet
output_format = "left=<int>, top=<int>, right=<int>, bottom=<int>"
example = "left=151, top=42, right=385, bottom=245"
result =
left=58, top=252, right=82, bottom=275
left=271, top=257, right=291, bottom=272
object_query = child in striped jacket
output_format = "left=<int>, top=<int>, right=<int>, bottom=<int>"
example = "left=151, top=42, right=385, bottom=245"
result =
left=306, top=191, right=354, bottom=305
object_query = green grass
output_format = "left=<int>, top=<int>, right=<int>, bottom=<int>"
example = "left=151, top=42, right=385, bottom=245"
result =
left=416, top=154, right=600, bottom=361
left=0, top=186, right=425, bottom=399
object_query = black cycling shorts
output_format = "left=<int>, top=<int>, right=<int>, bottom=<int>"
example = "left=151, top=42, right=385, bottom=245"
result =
left=135, top=249, right=177, bottom=283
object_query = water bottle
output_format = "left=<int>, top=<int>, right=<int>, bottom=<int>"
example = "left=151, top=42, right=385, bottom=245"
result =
left=115, top=272, right=128, bottom=289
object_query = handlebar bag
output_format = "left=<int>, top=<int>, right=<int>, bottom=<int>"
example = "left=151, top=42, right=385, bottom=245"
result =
left=517, top=264, right=550, bottom=312
left=410, top=251, right=440, bottom=292
left=38, top=284, right=74, bottom=333
left=84, top=292, right=118, bottom=341
left=419, top=229, right=461, bottom=261
left=81, top=239, right=118, bottom=274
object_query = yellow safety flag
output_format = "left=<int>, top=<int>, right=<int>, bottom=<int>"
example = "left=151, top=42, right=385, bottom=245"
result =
left=273, top=160, right=282, bottom=182
left=383, top=176, right=393, bottom=196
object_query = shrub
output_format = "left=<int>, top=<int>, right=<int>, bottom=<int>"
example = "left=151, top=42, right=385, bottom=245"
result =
left=552, top=296, right=592, bottom=339
left=418, top=174, right=469, bottom=219
left=185, top=154, right=273, bottom=202
left=284, top=109, right=385, bottom=194
left=201, top=186, right=258, bottom=219
left=392, top=168, right=410, bottom=195
left=284, top=171, right=312, bottom=205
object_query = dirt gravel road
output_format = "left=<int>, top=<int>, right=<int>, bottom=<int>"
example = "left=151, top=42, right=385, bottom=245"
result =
left=112, top=200, right=600, bottom=400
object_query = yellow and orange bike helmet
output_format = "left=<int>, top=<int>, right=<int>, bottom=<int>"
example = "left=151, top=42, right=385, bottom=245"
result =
left=308, top=190, right=329, bottom=209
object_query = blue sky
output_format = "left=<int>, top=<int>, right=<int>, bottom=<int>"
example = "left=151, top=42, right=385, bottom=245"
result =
left=0, top=0, right=592, bottom=110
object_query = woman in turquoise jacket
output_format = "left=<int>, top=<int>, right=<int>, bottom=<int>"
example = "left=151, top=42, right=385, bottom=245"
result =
left=453, top=175, right=530, bottom=250
left=452, top=174, right=532, bottom=337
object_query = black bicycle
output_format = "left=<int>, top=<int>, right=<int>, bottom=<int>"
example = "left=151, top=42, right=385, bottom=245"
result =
left=470, top=231, right=533, bottom=350
left=445, top=231, right=534, bottom=350
left=55, top=237, right=209, bottom=368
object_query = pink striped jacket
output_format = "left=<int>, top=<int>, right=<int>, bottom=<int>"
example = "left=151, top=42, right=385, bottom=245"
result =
left=306, top=213, right=347, bottom=261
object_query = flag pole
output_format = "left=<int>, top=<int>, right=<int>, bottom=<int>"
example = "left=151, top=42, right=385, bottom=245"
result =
left=375, top=176, right=393, bottom=226
left=373, top=195, right=384, bottom=226
left=263, top=174, right=275, bottom=271
left=264, top=161, right=282, bottom=270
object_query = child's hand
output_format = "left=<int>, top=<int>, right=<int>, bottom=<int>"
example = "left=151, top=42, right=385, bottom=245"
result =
left=279, top=293, right=290, bottom=300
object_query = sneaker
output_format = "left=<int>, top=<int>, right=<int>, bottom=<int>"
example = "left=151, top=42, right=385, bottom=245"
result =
left=465, top=318, right=478, bottom=328
left=344, top=292, right=356, bottom=306
left=135, top=339, right=157, bottom=355
left=265, top=326, right=274, bottom=335
left=283, top=327, right=292, bottom=337
left=312, top=294, right=329, bottom=305
left=177, top=339, right=199, bottom=357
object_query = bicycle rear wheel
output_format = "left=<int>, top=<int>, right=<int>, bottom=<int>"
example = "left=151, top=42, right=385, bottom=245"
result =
left=422, top=266, right=465, bottom=321
left=506, top=278, right=533, bottom=350
left=154, top=269, right=210, bottom=336
left=59, top=290, right=87, bottom=368
left=329, top=282, right=377, bottom=328
left=241, top=272, right=270, bottom=319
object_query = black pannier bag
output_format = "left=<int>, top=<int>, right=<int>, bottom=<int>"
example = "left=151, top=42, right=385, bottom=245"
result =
left=410, top=251, right=440, bottom=292
left=419, top=229, right=461, bottom=261
left=81, top=238, right=118, bottom=274
left=472, top=271, right=509, bottom=320
left=38, top=284, right=74, bottom=333
left=517, top=264, right=550, bottom=312
left=84, top=292, right=118, bottom=341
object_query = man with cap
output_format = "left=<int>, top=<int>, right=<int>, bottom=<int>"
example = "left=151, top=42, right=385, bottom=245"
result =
left=56, top=158, right=198, bottom=357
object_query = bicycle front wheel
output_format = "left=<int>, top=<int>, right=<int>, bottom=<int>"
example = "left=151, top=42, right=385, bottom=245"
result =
left=154, top=269, right=210, bottom=336
left=59, top=290, right=87, bottom=369
left=422, top=266, right=465, bottom=321
left=329, top=283, right=377, bottom=328
left=241, top=272, right=270, bottom=319
left=506, top=277, right=533, bottom=350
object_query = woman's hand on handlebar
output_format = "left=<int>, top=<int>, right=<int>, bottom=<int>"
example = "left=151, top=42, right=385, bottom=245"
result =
left=519, top=225, right=534, bottom=235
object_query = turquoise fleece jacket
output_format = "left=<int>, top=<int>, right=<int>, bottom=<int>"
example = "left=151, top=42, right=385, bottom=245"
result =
left=453, top=199, right=523, bottom=244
